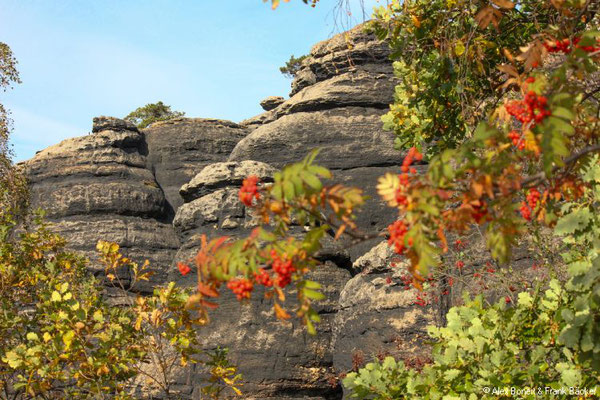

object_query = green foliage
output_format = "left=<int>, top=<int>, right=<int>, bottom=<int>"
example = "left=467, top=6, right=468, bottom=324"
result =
left=343, top=159, right=600, bottom=398
left=0, top=42, right=27, bottom=221
left=0, top=214, right=143, bottom=398
left=557, top=156, right=600, bottom=370
left=0, top=210, right=241, bottom=398
left=279, top=54, right=308, bottom=78
left=370, top=0, right=580, bottom=155
left=344, top=283, right=600, bottom=398
left=124, top=101, right=185, bottom=129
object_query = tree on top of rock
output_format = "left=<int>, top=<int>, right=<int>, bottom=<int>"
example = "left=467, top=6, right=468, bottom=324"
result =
left=124, top=101, right=185, bottom=129
left=279, top=54, right=308, bottom=78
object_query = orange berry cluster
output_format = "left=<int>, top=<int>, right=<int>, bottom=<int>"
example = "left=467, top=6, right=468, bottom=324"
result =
left=519, top=188, right=541, bottom=221
left=388, top=220, right=411, bottom=255
left=239, top=175, right=260, bottom=207
left=227, top=278, right=254, bottom=300
left=395, top=147, right=423, bottom=206
left=253, top=268, right=273, bottom=287
left=270, top=250, right=296, bottom=288
left=508, top=130, right=525, bottom=150
left=505, top=91, right=551, bottom=126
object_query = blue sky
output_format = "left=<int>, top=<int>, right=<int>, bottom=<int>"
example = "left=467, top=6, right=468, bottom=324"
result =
left=1, top=0, right=382, bottom=161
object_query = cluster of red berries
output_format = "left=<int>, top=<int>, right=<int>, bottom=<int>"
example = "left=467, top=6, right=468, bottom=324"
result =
left=508, top=130, right=526, bottom=150
left=456, top=260, right=465, bottom=269
left=471, top=201, right=489, bottom=224
left=505, top=91, right=551, bottom=126
left=544, top=38, right=573, bottom=53
left=239, top=175, right=260, bottom=207
left=227, top=278, right=254, bottom=300
left=544, top=37, right=600, bottom=54
left=177, top=262, right=192, bottom=276
left=387, top=220, right=411, bottom=255
left=253, top=268, right=273, bottom=287
left=395, top=147, right=423, bottom=207
left=270, top=250, right=296, bottom=288
left=453, top=239, right=466, bottom=250
left=400, top=146, right=423, bottom=173
left=414, top=293, right=428, bottom=307
left=399, top=273, right=414, bottom=289
left=520, top=188, right=541, bottom=221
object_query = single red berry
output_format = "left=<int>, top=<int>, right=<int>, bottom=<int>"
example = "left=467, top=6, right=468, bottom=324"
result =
left=178, top=262, right=191, bottom=276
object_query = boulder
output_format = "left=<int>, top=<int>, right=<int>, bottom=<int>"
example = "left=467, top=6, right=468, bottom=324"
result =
left=260, top=96, right=286, bottom=111
left=144, top=118, right=248, bottom=216
left=290, top=24, right=391, bottom=96
left=24, top=118, right=179, bottom=293
left=92, top=115, right=138, bottom=133
left=332, top=242, right=436, bottom=375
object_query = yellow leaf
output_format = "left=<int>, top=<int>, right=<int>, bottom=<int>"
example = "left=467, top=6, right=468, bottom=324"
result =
left=43, top=332, right=52, bottom=343
left=51, top=291, right=61, bottom=302
left=274, top=302, right=291, bottom=320
left=334, top=224, right=346, bottom=240
left=454, top=40, right=466, bottom=56
left=376, top=173, right=400, bottom=207
left=411, top=14, right=421, bottom=27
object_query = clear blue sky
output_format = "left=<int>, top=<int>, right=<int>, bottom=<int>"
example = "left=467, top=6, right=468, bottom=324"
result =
left=1, top=0, right=382, bottom=161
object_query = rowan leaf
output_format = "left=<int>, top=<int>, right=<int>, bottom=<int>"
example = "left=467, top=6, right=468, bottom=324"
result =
left=475, top=5, right=503, bottom=30
left=491, top=0, right=514, bottom=9
left=516, top=40, right=546, bottom=71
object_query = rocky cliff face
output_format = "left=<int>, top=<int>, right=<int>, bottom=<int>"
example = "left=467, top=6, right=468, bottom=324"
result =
left=23, top=25, right=434, bottom=399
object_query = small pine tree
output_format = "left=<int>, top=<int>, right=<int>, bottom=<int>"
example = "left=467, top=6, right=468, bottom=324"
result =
left=124, top=101, right=185, bottom=129
left=279, top=54, right=308, bottom=78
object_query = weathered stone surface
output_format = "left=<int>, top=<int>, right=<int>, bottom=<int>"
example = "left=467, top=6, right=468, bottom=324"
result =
left=92, top=115, right=138, bottom=133
left=228, top=107, right=399, bottom=170
left=24, top=119, right=179, bottom=293
left=180, top=160, right=276, bottom=203
left=278, top=71, right=396, bottom=117
left=144, top=118, right=248, bottom=215
left=291, top=24, right=391, bottom=96
left=332, top=242, right=435, bottom=376
left=260, top=96, right=286, bottom=111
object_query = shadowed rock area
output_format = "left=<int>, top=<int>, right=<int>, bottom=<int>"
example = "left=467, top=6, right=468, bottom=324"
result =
left=23, top=25, right=437, bottom=399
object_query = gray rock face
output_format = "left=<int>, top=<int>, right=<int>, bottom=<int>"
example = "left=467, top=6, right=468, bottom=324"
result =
left=24, top=121, right=179, bottom=293
left=144, top=118, right=248, bottom=216
left=332, top=242, right=435, bottom=375
left=290, top=24, right=391, bottom=96
left=92, top=115, right=138, bottom=133
left=260, top=96, right=286, bottom=111
left=229, top=107, right=399, bottom=170
left=179, top=160, right=276, bottom=203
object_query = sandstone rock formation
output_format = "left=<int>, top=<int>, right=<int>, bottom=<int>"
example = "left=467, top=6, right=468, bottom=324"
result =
left=260, top=96, right=285, bottom=111
left=23, top=24, right=438, bottom=399
left=144, top=118, right=248, bottom=216
left=24, top=117, right=179, bottom=293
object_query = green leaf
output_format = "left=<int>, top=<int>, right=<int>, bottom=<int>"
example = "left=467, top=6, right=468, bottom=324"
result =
left=303, top=288, right=325, bottom=300
left=303, top=280, right=322, bottom=290
left=93, top=310, right=104, bottom=323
